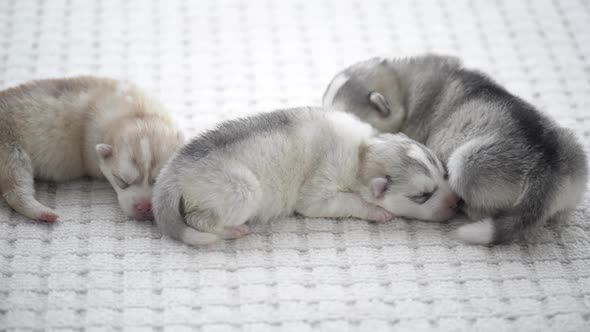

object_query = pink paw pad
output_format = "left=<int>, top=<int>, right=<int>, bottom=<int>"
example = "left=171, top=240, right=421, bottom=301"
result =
left=223, top=225, right=250, bottom=239
left=367, top=209, right=394, bottom=224
left=38, top=211, right=58, bottom=222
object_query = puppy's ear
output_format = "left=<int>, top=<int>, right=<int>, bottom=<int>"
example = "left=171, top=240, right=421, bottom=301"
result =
left=368, top=92, right=391, bottom=117
left=95, top=144, right=113, bottom=159
left=370, top=177, right=389, bottom=198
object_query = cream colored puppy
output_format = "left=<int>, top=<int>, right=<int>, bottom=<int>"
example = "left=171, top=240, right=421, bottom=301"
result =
left=0, top=76, right=184, bottom=221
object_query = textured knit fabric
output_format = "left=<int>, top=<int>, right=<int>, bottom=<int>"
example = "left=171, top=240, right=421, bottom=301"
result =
left=1, top=0, right=589, bottom=331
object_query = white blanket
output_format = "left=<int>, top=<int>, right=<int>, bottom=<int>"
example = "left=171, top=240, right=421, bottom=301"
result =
left=1, top=0, right=589, bottom=331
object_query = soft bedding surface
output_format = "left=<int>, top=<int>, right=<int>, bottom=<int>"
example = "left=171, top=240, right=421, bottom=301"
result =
left=1, top=0, right=589, bottom=331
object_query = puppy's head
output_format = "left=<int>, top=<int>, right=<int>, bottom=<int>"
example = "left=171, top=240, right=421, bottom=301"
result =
left=96, top=115, right=184, bottom=220
left=323, top=57, right=407, bottom=133
left=359, top=133, right=459, bottom=222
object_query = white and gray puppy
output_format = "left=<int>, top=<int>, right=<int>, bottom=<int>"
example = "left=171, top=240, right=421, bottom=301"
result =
left=323, top=54, right=588, bottom=244
left=0, top=76, right=183, bottom=221
left=153, top=108, right=459, bottom=246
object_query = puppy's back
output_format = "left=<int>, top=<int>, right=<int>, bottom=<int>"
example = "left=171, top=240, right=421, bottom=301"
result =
left=153, top=107, right=326, bottom=243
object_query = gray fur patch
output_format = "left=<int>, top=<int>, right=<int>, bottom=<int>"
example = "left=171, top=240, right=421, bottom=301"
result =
left=401, top=152, right=431, bottom=177
left=325, top=54, right=589, bottom=243
left=180, top=108, right=314, bottom=160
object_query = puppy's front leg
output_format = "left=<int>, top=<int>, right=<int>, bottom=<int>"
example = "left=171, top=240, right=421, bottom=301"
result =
left=296, top=192, right=393, bottom=223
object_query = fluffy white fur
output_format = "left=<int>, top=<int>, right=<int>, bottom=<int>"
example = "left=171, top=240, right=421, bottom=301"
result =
left=0, top=76, right=183, bottom=221
left=153, top=108, right=459, bottom=246
left=455, top=219, right=495, bottom=244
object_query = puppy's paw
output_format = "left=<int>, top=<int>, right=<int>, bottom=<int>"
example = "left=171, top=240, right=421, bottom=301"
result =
left=455, top=218, right=494, bottom=245
left=37, top=210, right=59, bottom=222
left=222, top=224, right=250, bottom=239
left=366, top=208, right=394, bottom=224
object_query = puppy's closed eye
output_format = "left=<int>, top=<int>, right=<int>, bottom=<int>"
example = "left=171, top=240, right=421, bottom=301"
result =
left=113, top=175, right=130, bottom=189
left=408, top=186, right=438, bottom=204
left=409, top=192, right=432, bottom=204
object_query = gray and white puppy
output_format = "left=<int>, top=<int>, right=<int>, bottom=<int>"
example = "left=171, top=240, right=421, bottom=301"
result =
left=323, top=55, right=588, bottom=244
left=153, top=107, right=459, bottom=246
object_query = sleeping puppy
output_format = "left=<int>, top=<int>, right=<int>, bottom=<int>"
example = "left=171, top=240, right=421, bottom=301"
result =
left=0, top=76, right=184, bottom=221
left=322, top=54, right=588, bottom=244
left=153, top=107, right=459, bottom=246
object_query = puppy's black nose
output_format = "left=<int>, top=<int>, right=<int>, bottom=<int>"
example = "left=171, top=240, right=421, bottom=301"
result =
left=456, top=198, right=466, bottom=211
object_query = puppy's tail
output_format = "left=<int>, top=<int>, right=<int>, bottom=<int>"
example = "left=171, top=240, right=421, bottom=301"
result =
left=152, top=167, right=219, bottom=246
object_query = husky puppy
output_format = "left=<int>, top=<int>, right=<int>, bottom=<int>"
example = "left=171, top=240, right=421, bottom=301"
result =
left=153, top=107, right=459, bottom=246
left=0, top=76, right=184, bottom=221
left=323, top=55, right=588, bottom=244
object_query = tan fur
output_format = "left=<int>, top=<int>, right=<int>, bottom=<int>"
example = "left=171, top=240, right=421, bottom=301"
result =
left=0, top=76, right=183, bottom=221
